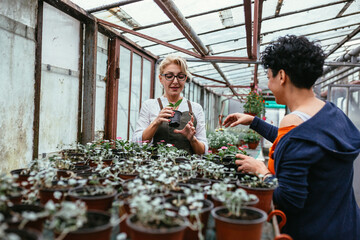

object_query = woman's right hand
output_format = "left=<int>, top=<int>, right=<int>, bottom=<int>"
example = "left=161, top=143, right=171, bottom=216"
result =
left=223, top=113, right=254, bottom=127
left=153, top=107, right=174, bottom=126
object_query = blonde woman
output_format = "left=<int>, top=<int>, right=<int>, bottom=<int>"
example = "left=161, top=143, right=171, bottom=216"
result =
left=133, top=55, right=208, bottom=155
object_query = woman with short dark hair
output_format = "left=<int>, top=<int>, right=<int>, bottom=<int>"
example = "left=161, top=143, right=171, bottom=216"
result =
left=223, top=35, right=360, bottom=240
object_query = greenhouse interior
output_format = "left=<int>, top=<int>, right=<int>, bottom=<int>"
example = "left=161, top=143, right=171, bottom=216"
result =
left=1, top=0, right=360, bottom=239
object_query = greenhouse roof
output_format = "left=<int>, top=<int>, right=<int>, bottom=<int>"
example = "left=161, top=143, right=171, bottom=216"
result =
left=69, top=0, right=360, bottom=99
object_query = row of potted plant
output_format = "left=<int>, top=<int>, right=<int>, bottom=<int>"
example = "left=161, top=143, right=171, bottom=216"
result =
left=1, top=139, right=283, bottom=240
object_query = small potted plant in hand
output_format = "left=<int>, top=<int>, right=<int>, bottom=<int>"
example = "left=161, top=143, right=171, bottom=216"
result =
left=168, top=99, right=183, bottom=128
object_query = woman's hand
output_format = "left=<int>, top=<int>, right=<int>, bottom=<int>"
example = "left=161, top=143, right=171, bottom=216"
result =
left=173, top=115, right=196, bottom=141
left=223, top=113, right=254, bottom=128
left=235, top=153, right=269, bottom=175
left=153, top=107, right=174, bottom=126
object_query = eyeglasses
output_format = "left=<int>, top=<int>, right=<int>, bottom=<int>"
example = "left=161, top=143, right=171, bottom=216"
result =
left=161, top=73, right=187, bottom=81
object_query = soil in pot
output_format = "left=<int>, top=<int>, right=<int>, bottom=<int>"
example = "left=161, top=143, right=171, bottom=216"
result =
left=211, top=206, right=267, bottom=240
left=126, top=214, right=187, bottom=240
left=56, top=210, right=112, bottom=240
left=169, top=110, right=182, bottom=128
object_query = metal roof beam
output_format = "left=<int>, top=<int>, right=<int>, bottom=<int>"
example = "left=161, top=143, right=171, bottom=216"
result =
left=325, top=25, right=360, bottom=58
left=314, top=67, right=352, bottom=86
left=191, top=73, right=227, bottom=85
left=87, top=0, right=143, bottom=13
left=134, top=3, right=247, bottom=31
left=154, top=0, right=209, bottom=56
left=275, top=0, right=284, bottom=16
left=244, top=0, right=253, bottom=59
left=141, top=0, right=348, bottom=48
left=322, top=68, right=360, bottom=88
left=322, top=45, right=360, bottom=75
left=336, top=0, right=354, bottom=17
left=97, top=18, right=201, bottom=58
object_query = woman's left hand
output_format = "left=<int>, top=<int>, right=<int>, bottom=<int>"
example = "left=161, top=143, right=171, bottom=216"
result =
left=174, top=115, right=196, bottom=141
left=236, top=153, right=269, bottom=175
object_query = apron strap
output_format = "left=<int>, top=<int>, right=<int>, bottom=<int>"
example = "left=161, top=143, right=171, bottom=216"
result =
left=187, top=100, right=193, bottom=115
left=157, top=98, right=164, bottom=110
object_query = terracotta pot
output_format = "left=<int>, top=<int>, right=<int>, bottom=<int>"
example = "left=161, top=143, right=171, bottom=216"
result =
left=211, top=195, right=259, bottom=209
left=39, top=181, right=78, bottom=205
left=248, top=141, right=259, bottom=149
left=169, top=110, right=182, bottom=128
left=118, top=173, right=139, bottom=180
left=7, top=187, right=24, bottom=204
left=57, top=210, right=112, bottom=240
left=10, top=168, right=32, bottom=189
left=165, top=196, right=213, bottom=240
left=8, top=204, right=47, bottom=231
left=237, top=184, right=276, bottom=214
left=211, top=206, right=267, bottom=240
left=126, top=214, right=187, bottom=240
left=117, top=192, right=132, bottom=236
left=244, top=112, right=257, bottom=116
left=68, top=187, right=116, bottom=211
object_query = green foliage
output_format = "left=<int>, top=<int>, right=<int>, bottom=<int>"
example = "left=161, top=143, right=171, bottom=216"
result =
left=243, top=90, right=267, bottom=116
left=167, top=98, right=183, bottom=110
left=207, top=129, right=239, bottom=150
left=243, top=130, right=261, bottom=143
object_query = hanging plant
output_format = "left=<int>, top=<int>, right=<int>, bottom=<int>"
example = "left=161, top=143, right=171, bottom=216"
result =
left=243, top=90, right=267, bottom=116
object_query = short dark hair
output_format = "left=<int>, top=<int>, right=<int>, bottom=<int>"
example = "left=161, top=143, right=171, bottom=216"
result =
left=260, top=35, right=325, bottom=89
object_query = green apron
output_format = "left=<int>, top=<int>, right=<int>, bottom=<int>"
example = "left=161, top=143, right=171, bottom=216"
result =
left=153, top=98, right=197, bottom=155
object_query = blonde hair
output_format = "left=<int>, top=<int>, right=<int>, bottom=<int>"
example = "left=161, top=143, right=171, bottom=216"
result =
left=158, top=55, right=192, bottom=80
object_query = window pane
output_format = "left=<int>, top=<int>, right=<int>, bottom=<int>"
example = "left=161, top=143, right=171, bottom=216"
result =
left=117, top=46, right=131, bottom=139
left=129, top=53, right=142, bottom=139
left=142, top=59, right=151, bottom=102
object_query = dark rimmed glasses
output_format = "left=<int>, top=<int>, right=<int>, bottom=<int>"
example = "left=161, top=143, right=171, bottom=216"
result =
left=161, top=73, right=187, bottom=81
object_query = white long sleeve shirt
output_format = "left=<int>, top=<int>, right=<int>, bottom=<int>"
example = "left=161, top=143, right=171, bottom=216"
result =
left=132, top=96, right=208, bottom=154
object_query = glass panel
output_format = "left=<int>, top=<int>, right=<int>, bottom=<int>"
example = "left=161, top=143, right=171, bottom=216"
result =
left=95, top=33, right=108, bottom=138
left=348, top=87, right=360, bottom=130
left=329, top=86, right=348, bottom=114
left=42, top=3, right=80, bottom=71
left=142, top=58, right=151, bottom=102
left=39, top=3, right=80, bottom=153
left=129, top=53, right=142, bottom=139
left=117, top=46, right=131, bottom=139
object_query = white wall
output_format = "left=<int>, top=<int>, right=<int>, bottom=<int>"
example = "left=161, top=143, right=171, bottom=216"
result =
left=0, top=0, right=37, bottom=173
